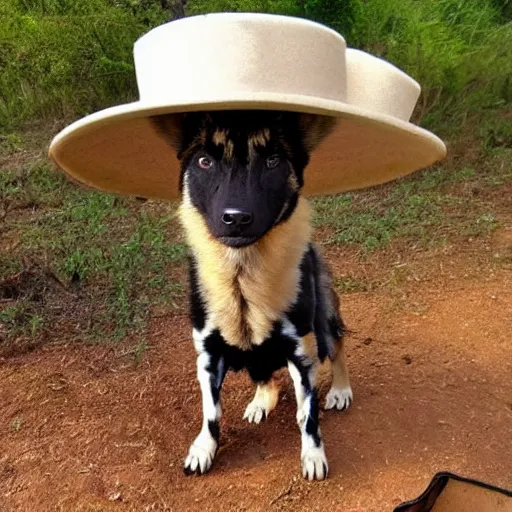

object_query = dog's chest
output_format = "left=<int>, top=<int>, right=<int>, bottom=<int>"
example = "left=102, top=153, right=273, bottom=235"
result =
left=196, top=319, right=301, bottom=381
left=203, top=267, right=301, bottom=350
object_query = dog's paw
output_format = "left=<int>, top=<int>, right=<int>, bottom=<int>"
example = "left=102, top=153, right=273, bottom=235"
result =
left=325, top=386, right=353, bottom=411
left=301, top=446, right=329, bottom=481
left=243, top=384, right=279, bottom=424
left=243, top=402, right=268, bottom=424
left=183, top=442, right=216, bottom=476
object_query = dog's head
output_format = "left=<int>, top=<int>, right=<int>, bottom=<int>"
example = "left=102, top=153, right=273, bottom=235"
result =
left=156, top=110, right=335, bottom=247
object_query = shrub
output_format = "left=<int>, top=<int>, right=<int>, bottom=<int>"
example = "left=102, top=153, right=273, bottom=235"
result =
left=0, top=0, right=510, bottom=136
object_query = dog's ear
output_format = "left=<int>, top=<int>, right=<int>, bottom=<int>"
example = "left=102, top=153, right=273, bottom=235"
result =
left=150, top=113, right=184, bottom=153
left=298, top=114, right=338, bottom=152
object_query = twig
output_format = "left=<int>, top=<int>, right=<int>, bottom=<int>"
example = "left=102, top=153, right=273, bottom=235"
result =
left=270, top=482, right=294, bottom=506
left=43, top=268, right=76, bottom=296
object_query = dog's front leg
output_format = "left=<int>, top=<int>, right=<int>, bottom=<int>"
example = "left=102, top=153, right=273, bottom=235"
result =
left=184, top=350, right=226, bottom=475
left=287, top=357, right=328, bottom=480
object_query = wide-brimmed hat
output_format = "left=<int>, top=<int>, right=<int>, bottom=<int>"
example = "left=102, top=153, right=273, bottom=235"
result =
left=49, top=13, right=447, bottom=200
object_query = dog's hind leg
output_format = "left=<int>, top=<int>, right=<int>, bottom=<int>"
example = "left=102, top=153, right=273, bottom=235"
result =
left=308, top=244, right=353, bottom=411
left=184, top=349, right=226, bottom=476
left=243, top=378, right=280, bottom=424
left=325, top=340, right=353, bottom=411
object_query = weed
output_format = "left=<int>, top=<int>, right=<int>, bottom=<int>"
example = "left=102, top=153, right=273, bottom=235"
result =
left=0, top=302, right=44, bottom=340
left=0, top=255, right=22, bottom=281
left=465, top=213, right=500, bottom=237
left=0, top=133, right=24, bottom=154
left=334, top=277, right=372, bottom=293
left=132, top=339, right=148, bottom=367
left=11, top=417, right=22, bottom=432
left=481, top=116, right=512, bottom=152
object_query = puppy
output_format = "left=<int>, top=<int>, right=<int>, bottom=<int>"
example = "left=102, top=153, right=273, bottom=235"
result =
left=154, top=110, right=353, bottom=480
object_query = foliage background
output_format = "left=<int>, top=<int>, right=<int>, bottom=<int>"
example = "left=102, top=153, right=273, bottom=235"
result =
left=1, top=0, right=511, bottom=133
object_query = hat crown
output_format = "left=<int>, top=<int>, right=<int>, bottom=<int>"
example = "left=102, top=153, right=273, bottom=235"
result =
left=133, top=13, right=421, bottom=121
left=134, top=13, right=348, bottom=107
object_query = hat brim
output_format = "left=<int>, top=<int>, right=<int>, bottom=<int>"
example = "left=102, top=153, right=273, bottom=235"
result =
left=49, top=92, right=447, bottom=200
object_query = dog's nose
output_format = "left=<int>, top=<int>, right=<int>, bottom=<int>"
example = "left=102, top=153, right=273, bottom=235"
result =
left=221, top=208, right=253, bottom=227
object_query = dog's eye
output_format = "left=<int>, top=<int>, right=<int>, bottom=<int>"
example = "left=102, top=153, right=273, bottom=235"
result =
left=266, top=155, right=280, bottom=169
left=198, top=156, right=213, bottom=169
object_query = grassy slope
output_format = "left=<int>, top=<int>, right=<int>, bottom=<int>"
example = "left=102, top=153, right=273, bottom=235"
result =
left=0, top=134, right=186, bottom=356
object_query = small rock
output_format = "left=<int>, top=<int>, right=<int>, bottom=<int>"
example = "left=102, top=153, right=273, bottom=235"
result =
left=363, top=337, right=372, bottom=346
left=108, top=492, right=122, bottom=502
left=402, top=355, right=413, bottom=365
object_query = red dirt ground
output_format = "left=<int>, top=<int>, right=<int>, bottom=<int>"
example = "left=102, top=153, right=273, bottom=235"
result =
left=1, top=231, right=511, bottom=511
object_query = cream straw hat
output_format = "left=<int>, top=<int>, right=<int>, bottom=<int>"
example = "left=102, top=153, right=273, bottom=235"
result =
left=49, top=13, right=446, bottom=200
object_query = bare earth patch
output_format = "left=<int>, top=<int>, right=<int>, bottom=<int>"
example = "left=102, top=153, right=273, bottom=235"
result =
left=1, top=228, right=511, bottom=511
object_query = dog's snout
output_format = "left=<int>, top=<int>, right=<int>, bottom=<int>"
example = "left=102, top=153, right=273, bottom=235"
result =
left=221, top=209, right=253, bottom=227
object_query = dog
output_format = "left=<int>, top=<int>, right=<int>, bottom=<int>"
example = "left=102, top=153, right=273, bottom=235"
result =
left=154, top=109, right=353, bottom=480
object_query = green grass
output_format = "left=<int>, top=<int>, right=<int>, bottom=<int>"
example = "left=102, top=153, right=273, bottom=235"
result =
left=313, top=150, right=510, bottom=252
left=0, top=159, right=186, bottom=354
left=0, top=254, right=22, bottom=281
left=0, top=302, right=43, bottom=338
left=481, top=116, right=512, bottom=152
left=0, top=0, right=169, bottom=129
left=315, top=192, right=445, bottom=251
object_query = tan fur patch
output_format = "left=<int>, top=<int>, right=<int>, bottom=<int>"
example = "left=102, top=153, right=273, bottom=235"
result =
left=249, top=130, right=270, bottom=148
left=248, top=130, right=271, bottom=161
left=212, top=130, right=234, bottom=160
left=288, top=172, right=299, bottom=191
left=301, top=332, right=318, bottom=360
left=253, top=378, right=280, bottom=410
left=198, top=128, right=207, bottom=145
left=299, top=114, right=337, bottom=152
left=179, top=191, right=312, bottom=350
left=330, top=339, right=351, bottom=390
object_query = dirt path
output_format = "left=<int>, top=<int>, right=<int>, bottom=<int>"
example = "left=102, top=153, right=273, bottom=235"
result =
left=1, top=234, right=511, bottom=511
